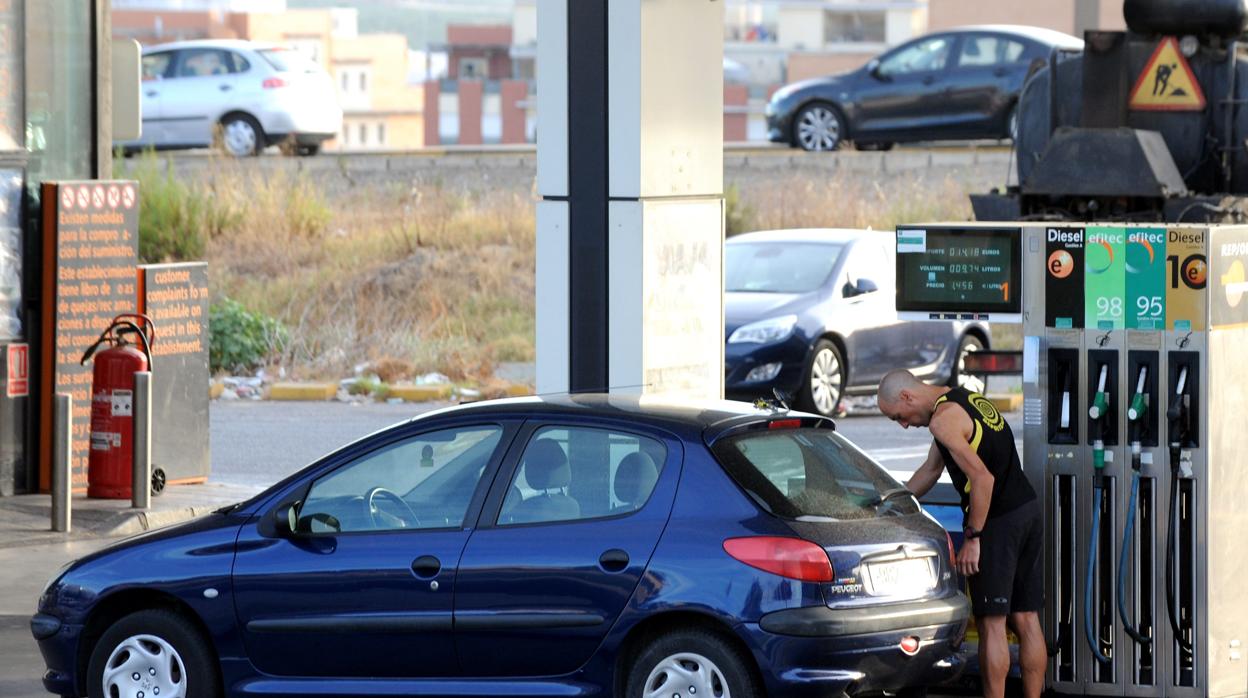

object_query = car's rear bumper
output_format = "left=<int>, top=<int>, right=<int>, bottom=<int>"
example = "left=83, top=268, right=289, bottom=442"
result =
left=739, top=595, right=970, bottom=697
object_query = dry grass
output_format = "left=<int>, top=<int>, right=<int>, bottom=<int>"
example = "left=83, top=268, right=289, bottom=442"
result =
left=136, top=158, right=977, bottom=382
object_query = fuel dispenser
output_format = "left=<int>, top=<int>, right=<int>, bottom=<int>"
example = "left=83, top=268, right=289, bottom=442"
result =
left=895, top=222, right=1248, bottom=697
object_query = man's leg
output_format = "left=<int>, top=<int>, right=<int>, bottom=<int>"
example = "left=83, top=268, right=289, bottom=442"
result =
left=1009, top=611, right=1045, bottom=698
left=978, top=614, right=1010, bottom=698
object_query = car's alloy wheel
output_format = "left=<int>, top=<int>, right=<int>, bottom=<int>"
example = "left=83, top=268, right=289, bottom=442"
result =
left=87, top=609, right=219, bottom=698
left=102, top=634, right=187, bottom=698
left=795, top=104, right=842, bottom=151
left=220, top=115, right=262, bottom=157
left=951, top=335, right=987, bottom=394
left=643, top=652, right=730, bottom=698
left=1007, top=104, right=1019, bottom=141
left=803, top=339, right=845, bottom=417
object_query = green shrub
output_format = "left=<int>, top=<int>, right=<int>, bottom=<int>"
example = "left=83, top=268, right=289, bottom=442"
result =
left=725, top=183, right=755, bottom=237
left=209, top=297, right=288, bottom=374
left=128, top=152, right=240, bottom=263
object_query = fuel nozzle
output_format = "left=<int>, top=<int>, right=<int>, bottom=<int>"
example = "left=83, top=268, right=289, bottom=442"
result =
left=1088, top=364, right=1109, bottom=471
left=1167, top=365, right=1190, bottom=455
left=1128, top=365, right=1149, bottom=470
left=1060, top=368, right=1073, bottom=430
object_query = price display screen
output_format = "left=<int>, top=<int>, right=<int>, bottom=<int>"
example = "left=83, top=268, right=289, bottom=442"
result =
left=895, top=226, right=1021, bottom=317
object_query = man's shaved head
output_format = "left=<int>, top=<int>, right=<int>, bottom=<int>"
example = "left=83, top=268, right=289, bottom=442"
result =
left=878, top=369, right=922, bottom=406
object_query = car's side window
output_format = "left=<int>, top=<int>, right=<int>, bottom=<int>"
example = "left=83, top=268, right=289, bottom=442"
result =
left=142, top=52, right=173, bottom=81
left=498, top=426, right=667, bottom=526
left=175, top=49, right=235, bottom=78
left=298, top=425, right=503, bottom=534
left=878, top=36, right=953, bottom=76
left=957, top=35, right=1027, bottom=68
left=226, top=51, right=251, bottom=73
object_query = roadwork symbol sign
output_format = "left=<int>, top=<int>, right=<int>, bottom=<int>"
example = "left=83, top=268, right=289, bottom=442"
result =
left=1129, top=37, right=1206, bottom=111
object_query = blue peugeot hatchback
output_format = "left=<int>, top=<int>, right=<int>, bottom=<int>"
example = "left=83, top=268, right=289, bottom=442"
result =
left=725, top=229, right=990, bottom=417
left=33, top=396, right=968, bottom=698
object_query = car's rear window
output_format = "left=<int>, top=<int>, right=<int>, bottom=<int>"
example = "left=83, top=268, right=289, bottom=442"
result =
left=258, top=47, right=321, bottom=73
left=725, top=242, right=843, bottom=294
left=711, top=427, right=918, bottom=520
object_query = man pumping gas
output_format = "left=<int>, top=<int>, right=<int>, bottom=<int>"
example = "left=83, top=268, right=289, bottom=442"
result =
left=877, top=369, right=1044, bottom=698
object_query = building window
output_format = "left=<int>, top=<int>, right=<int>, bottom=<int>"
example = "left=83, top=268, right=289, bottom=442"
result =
left=359, top=71, right=367, bottom=93
left=341, top=71, right=349, bottom=92
left=823, top=11, right=885, bottom=44
left=459, top=57, right=487, bottom=80
left=376, top=122, right=386, bottom=146
left=358, top=123, right=367, bottom=146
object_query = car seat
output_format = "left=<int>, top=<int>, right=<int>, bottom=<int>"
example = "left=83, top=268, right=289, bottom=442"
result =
left=612, top=451, right=659, bottom=514
left=508, top=440, right=580, bottom=524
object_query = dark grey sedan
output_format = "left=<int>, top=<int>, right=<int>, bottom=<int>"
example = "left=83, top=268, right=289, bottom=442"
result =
left=724, top=229, right=990, bottom=416
left=767, top=25, right=1082, bottom=151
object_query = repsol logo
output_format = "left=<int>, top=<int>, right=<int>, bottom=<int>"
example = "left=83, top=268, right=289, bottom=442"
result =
left=1169, top=230, right=1204, bottom=244
left=1047, top=228, right=1084, bottom=244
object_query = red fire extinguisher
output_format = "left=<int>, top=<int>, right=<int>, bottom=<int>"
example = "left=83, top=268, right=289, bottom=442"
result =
left=79, top=314, right=155, bottom=499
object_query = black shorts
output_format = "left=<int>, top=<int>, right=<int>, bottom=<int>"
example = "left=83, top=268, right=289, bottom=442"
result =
left=967, top=497, right=1044, bottom=617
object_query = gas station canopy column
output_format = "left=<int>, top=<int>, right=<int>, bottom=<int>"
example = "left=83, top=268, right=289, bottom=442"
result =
left=535, top=0, right=725, bottom=399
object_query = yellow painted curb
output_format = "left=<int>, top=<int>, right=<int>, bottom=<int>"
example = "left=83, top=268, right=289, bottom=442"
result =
left=268, top=382, right=338, bottom=401
left=209, top=381, right=225, bottom=399
left=987, top=393, right=1022, bottom=412
left=502, top=384, right=532, bottom=397
left=388, top=383, right=454, bottom=402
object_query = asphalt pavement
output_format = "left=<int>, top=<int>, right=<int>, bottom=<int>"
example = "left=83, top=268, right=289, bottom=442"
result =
left=1, top=399, right=1017, bottom=697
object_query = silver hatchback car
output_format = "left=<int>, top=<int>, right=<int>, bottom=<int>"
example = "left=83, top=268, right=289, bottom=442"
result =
left=121, top=39, right=343, bottom=156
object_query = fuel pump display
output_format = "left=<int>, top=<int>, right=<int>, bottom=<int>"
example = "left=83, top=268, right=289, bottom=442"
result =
left=895, top=222, right=1248, bottom=697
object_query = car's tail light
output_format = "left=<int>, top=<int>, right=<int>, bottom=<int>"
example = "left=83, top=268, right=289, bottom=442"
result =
left=899, top=636, right=921, bottom=656
left=723, top=536, right=834, bottom=582
left=945, top=531, right=956, bottom=565
left=263, top=77, right=287, bottom=89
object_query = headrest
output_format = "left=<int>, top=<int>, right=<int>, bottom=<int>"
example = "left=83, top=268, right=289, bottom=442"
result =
left=614, top=451, right=659, bottom=504
left=524, top=440, right=570, bottom=490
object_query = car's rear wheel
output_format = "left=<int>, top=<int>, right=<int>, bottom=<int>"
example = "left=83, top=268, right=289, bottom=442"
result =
left=949, top=334, right=987, bottom=394
left=793, top=102, right=844, bottom=152
left=627, top=629, right=760, bottom=698
left=801, top=339, right=846, bottom=417
left=219, top=114, right=263, bottom=157
left=87, top=609, right=219, bottom=698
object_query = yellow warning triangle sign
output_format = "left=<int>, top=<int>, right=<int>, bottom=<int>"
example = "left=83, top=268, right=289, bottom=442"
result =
left=1129, top=37, right=1206, bottom=111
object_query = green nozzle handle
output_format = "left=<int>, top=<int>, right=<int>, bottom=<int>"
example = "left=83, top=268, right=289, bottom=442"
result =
left=1089, top=391, right=1109, bottom=420
left=1128, top=392, right=1147, bottom=421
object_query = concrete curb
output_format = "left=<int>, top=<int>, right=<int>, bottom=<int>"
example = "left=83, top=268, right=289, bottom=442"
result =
left=213, top=381, right=534, bottom=403
left=268, top=383, right=338, bottom=401
left=388, top=384, right=454, bottom=401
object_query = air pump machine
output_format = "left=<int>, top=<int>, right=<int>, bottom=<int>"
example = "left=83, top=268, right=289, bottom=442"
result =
left=895, top=223, right=1248, bottom=697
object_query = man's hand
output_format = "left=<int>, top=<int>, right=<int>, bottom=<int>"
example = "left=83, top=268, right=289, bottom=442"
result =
left=957, top=538, right=981, bottom=577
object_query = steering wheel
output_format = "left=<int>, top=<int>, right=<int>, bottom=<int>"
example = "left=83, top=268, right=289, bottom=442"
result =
left=364, top=487, right=421, bottom=529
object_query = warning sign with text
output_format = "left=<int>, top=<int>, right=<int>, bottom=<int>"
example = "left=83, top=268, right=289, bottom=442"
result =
left=139, top=263, right=211, bottom=484
left=6, top=342, right=26, bottom=397
left=1129, top=37, right=1206, bottom=111
left=39, top=181, right=140, bottom=491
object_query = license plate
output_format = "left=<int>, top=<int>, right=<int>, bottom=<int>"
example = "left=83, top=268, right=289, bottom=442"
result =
left=866, top=558, right=935, bottom=597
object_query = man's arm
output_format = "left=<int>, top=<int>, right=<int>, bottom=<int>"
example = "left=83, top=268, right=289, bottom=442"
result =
left=929, top=407, right=995, bottom=577
left=905, top=441, right=944, bottom=498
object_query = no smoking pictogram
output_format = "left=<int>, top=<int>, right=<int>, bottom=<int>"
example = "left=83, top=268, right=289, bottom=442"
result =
left=92, top=185, right=105, bottom=209
left=61, top=186, right=74, bottom=210
left=76, top=186, right=89, bottom=209
left=122, top=185, right=136, bottom=209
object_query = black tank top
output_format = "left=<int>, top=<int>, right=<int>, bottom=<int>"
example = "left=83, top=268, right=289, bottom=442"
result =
left=932, top=387, right=1035, bottom=522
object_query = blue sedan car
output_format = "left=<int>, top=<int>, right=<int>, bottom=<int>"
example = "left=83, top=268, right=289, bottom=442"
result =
left=33, top=396, right=969, bottom=698
left=725, top=229, right=990, bottom=417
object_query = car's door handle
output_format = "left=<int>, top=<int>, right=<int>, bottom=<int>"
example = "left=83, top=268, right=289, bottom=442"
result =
left=993, top=67, right=1009, bottom=77
left=599, top=549, right=629, bottom=573
left=411, top=555, right=441, bottom=579
left=921, top=75, right=936, bottom=85
left=219, top=84, right=232, bottom=91
left=145, top=90, right=158, bottom=98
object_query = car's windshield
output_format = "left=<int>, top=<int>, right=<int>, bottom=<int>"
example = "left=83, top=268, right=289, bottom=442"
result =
left=725, top=242, right=843, bottom=294
left=711, top=427, right=918, bottom=520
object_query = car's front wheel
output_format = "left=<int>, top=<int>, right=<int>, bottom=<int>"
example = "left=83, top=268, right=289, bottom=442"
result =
left=801, top=339, right=846, bottom=417
left=793, top=102, right=844, bottom=152
left=87, top=609, right=220, bottom=698
left=627, top=629, right=760, bottom=698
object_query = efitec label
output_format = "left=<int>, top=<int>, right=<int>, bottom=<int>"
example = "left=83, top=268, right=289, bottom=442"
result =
left=1085, top=227, right=1127, bottom=330
left=1126, top=227, right=1166, bottom=330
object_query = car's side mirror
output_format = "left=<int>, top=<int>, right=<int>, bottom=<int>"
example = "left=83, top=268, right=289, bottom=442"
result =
left=867, top=58, right=886, bottom=80
left=275, top=501, right=301, bottom=537
left=856, top=278, right=879, bottom=295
